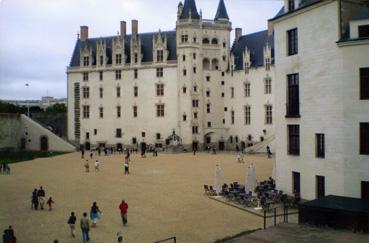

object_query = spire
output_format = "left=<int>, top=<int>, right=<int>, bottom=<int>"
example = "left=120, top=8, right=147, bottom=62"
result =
left=214, top=0, right=229, bottom=21
left=180, top=0, right=200, bottom=19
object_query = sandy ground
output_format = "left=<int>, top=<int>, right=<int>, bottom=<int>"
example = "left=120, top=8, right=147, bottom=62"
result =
left=0, top=152, right=273, bottom=243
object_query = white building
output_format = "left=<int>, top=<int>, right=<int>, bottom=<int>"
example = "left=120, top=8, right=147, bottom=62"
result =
left=271, top=0, right=369, bottom=200
left=67, top=0, right=275, bottom=151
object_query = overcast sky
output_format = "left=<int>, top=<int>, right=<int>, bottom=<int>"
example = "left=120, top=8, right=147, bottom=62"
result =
left=0, top=0, right=282, bottom=100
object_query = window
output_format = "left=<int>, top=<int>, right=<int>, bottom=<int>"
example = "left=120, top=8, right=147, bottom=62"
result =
left=221, top=92, right=224, bottom=98
left=265, top=78, right=272, bottom=94
left=207, top=122, right=212, bottom=128
left=230, top=136, right=233, bottom=144
left=316, top=176, right=325, bottom=199
left=116, top=54, right=122, bottom=64
left=156, top=104, right=165, bottom=117
left=231, top=110, right=235, bottom=125
left=116, top=87, right=121, bottom=98
left=265, top=58, right=271, bottom=71
left=183, top=114, right=187, bottom=121
left=183, top=69, right=187, bottom=76
left=231, top=87, right=234, bottom=98
left=362, top=181, right=369, bottom=200
left=193, top=85, right=197, bottom=92
left=211, top=38, right=218, bottom=45
left=288, top=0, right=295, bottom=12
left=206, top=103, right=211, bottom=113
left=100, top=56, right=104, bottom=65
left=206, top=76, right=210, bottom=82
left=193, top=53, right=196, bottom=59
left=194, top=112, right=198, bottom=119
left=156, top=83, right=164, bottom=96
left=182, top=87, right=187, bottom=94
left=156, top=133, right=161, bottom=140
left=182, top=55, right=186, bottom=61
left=115, top=70, right=121, bottom=80
left=131, top=137, right=137, bottom=144
left=99, top=88, right=103, bottom=98
left=235, top=136, right=239, bottom=143
left=360, top=68, right=369, bottom=100
left=224, top=107, right=228, bottom=111
left=99, top=107, right=104, bottom=118
left=192, top=126, right=198, bottom=134
left=206, top=90, right=210, bottom=97
left=156, top=68, right=163, bottom=77
left=134, top=53, right=138, bottom=63
left=133, top=106, right=138, bottom=118
left=82, top=87, right=89, bottom=99
left=117, top=106, right=121, bottom=118
left=316, top=134, right=325, bottom=158
left=142, top=132, right=146, bottom=137
left=244, top=83, right=250, bottom=97
left=287, top=28, right=298, bottom=55
left=358, top=25, right=369, bottom=38
left=245, top=106, right=251, bottom=125
left=83, top=72, right=89, bottom=81
left=192, top=100, right=199, bottom=108
left=222, top=72, right=225, bottom=77
left=181, top=35, right=188, bottom=43
left=221, top=81, right=225, bottom=85
left=134, top=69, right=138, bottom=79
left=83, top=56, right=89, bottom=66
left=157, top=50, right=164, bottom=62
left=288, top=125, right=300, bottom=155
left=83, top=105, right=90, bottom=119
left=99, top=71, right=103, bottom=81
left=223, top=119, right=225, bottom=124
left=265, top=105, right=272, bottom=124
left=203, top=38, right=210, bottom=44
left=287, top=73, right=300, bottom=117
left=245, top=62, right=250, bottom=74
left=193, top=67, right=197, bottom=74
left=94, top=129, right=97, bottom=135
left=116, top=129, right=122, bottom=138
left=134, top=86, right=138, bottom=97
left=193, top=37, right=197, bottom=43
left=360, top=123, right=369, bottom=155
left=223, top=42, right=226, bottom=48
left=86, top=132, right=90, bottom=139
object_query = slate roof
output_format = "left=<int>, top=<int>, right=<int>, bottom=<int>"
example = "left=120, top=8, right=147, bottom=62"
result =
left=231, top=30, right=274, bottom=70
left=272, top=0, right=321, bottom=20
left=350, top=5, right=369, bottom=21
left=69, top=31, right=177, bottom=67
left=180, top=0, right=200, bottom=20
left=215, top=0, right=229, bottom=20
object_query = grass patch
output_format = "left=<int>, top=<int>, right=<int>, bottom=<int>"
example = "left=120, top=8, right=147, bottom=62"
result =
left=0, top=151, right=69, bottom=164
left=214, top=228, right=262, bottom=243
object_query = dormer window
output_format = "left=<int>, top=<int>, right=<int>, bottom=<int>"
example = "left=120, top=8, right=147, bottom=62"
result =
left=181, top=35, right=188, bottom=43
left=100, top=56, right=104, bottom=65
left=245, top=62, right=250, bottom=74
left=116, top=54, right=122, bottom=64
left=134, top=53, right=138, bottom=63
left=83, top=56, right=89, bottom=66
left=265, top=58, right=271, bottom=71
left=359, top=25, right=369, bottom=38
left=288, top=0, right=295, bottom=12
left=157, top=50, right=164, bottom=62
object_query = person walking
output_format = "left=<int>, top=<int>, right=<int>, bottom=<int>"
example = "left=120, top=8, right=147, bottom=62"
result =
left=119, top=200, right=128, bottom=226
left=37, top=186, right=46, bottom=210
left=266, top=146, right=272, bottom=158
left=124, top=158, right=129, bottom=175
left=32, top=189, right=39, bottom=210
left=67, top=212, right=77, bottom=238
left=84, top=160, right=90, bottom=173
left=3, top=225, right=16, bottom=243
left=47, top=197, right=54, bottom=211
left=94, top=160, right=100, bottom=172
left=90, top=202, right=102, bottom=227
left=80, top=212, right=90, bottom=243
left=81, top=147, right=85, bottom=159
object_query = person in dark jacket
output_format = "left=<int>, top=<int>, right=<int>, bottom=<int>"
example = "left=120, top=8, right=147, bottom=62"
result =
left=32, top=189, right=39, bottom=210
left=67, top=212, right=77, bottom=238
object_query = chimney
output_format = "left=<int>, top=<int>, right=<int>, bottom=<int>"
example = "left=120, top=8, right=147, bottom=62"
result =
left=132, top=20, right=138, bottom=35
left=120, top=21, right=127, bottom=37
left=80, top=26, right=89, bottom=41
left=268, top=21, right=274, bottom=36
left=235, top=28, right=242, bottom=42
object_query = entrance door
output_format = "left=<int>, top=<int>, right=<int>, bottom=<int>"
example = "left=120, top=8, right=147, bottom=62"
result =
left=292, top=171, right=300, bottom=194
left=40, top=136, right=48, bottom=152
left=85, top=142, right=91, bottom=151
left=316, top=175, right=325, bottom=198
left=117, top=143, right=123, bottom=151
left=192, top=141, right=198, bottom=151
left=241, top=142, right=246, bottom=151
left=362, top=181, right=369, bottom=200
left=218, top=141, right=225, bottom=151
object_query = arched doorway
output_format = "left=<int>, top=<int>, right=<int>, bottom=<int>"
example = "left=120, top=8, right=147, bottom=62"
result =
left=40, top=136, right=48, bottom=152
left=85, top=142, right=91, bottom=150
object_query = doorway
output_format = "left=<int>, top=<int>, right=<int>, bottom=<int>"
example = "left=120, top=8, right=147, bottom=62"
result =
left=40, top=136, right=48, bottom=152
left=316, top=175, right=325, bottom=198
left=292, top=171, right=300, bottom=194
left=362, top=181, right=369, bottom=200
left=192, top=141, right=198, bottom=151
left=85, top=142, right=91, bottom=150
left=218, top=141, right=225, bottom=151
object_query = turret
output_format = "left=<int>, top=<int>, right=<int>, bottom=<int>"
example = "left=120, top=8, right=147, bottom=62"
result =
left=214, top=0, right=229, bottom=21
left=179, top=0, right=200, bottom=19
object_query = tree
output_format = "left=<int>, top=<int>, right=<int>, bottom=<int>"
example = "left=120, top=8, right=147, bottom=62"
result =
left=45, top=103, right=67, bottom=113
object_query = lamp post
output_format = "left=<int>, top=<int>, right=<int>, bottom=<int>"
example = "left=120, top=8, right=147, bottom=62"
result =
left=25, top=83, right=30, bottom=117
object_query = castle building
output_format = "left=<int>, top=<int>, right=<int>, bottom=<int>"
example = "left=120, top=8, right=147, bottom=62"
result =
left=67, top=0, right=275, bottom=151
left=271, top=0, right=369, bottom=200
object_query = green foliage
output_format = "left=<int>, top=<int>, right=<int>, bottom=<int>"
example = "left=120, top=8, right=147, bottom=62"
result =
left=0, top=101, right=26, bottom=113
left=0, top=151, right=69, bottom=164
left=45, top=103, right=67, bottom=113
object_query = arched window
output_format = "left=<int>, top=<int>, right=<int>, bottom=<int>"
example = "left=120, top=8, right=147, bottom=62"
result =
left=211, top=59, right=219, bottom=70
left=202, top=38, right=210, bottom=44
left=203, top=58, right=210, bottom=70
left=211, top=38, right=218, bottom=45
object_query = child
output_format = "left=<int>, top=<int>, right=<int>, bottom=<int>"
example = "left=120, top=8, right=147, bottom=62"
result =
left=94, top=160, right=100, bottom=172
left=84, top=160, right=90, bottom=173
left=47, top=197, right=54, bottom=211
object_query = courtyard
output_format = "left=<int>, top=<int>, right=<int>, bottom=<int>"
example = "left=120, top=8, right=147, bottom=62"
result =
left=0, top=152, right=273, bottom=242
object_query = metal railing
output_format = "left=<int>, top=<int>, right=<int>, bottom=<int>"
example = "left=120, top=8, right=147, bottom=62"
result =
left=154, top=236, right=176, bottom=243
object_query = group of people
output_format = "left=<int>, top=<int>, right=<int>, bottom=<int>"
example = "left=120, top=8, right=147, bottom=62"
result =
left=0, top=163, right=10, bottom=174
left=84, top=159, right=100, bottom=173
left=31, top=186, right=54, bottom=211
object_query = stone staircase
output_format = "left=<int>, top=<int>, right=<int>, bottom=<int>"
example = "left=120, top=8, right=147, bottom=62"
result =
left=244, top=134, right=275, bottom=154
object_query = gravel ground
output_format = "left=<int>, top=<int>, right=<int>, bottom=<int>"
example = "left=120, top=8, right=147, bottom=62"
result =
left=0, top=152, right=273, bottom=243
